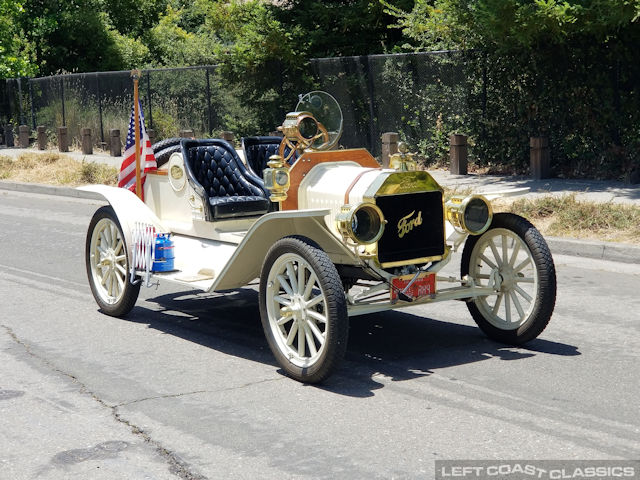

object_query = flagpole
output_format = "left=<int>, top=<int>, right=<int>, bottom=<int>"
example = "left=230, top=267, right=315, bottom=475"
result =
left=131, top=69, right=142, bottom=200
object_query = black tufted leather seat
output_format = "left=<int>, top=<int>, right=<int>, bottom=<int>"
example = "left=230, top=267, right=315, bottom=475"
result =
left=242, top=136, right=297, bottom=178
left=181, top=139, right=271, bottom=221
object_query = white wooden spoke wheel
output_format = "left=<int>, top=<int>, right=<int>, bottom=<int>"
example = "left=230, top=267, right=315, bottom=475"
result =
left=259, top=237, right=348, bottom=383
left=86, top=206, right=140, bottom=317
left=462, top=213, right=556, bottom=344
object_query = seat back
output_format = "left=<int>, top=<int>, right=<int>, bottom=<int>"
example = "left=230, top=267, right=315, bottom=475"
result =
left=181, top=139, right=268, bottom=199
left=241, top=136, right=283, bottom=178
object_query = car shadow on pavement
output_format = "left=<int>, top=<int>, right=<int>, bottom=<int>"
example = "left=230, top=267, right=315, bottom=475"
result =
left=130, top=287, right=579, bottom=398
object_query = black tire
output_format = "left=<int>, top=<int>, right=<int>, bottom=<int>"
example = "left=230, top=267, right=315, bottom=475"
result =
left=151, top=137, right=182, bottom=153
left=259, top=236, right=349, bottom=383
left=85, top=206, right=141, bottom=317
left=461, top=213, right=556, bottom=344
left=154, top=144, right=181, bottom=167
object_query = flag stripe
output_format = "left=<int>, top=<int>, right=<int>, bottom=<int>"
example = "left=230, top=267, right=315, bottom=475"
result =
left=117, top=101, right=157, bottom=200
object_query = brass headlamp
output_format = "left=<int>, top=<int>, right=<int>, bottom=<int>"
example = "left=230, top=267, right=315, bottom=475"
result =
left=336, top=203, right=386, bottom=245
left=445, top=195, right=493, bottom=235
left=263, top=154, right=290, bottom=203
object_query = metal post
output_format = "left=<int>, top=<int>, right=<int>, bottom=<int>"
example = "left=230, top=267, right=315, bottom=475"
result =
left=29, top=80, right=36, bottom=129
left=61, top=78, right=66, bottom=127
left=96, top=74, right=104, bottom=143
left=205, top=68, right=212, bottom=136
left=17, top=78, right=24, bottom=126
left=361, top=55, right=378, bottom=155
left=146, top=71, right=153, bottom=129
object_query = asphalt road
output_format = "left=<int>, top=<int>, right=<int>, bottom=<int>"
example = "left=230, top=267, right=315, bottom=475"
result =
left=1, top=190, right=639, bottom=480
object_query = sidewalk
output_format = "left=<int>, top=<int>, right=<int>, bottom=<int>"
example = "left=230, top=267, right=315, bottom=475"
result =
left=1, top=146, right=639, bottom=264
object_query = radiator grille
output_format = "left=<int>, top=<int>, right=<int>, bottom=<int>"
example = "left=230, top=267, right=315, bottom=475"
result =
left=376, top=191, right=445, bottom=265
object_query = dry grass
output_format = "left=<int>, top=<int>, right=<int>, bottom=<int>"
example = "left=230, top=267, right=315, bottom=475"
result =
left=495, top=194, right=640, bottom=245
left=0, top=152, right=118, bottom=186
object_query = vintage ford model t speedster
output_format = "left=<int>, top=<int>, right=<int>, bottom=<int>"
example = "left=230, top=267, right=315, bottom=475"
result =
left=83, top=92, right=556, bottom=383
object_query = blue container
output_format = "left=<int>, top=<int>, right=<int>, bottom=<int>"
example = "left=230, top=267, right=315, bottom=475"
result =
left=152, top=234, right=175, bottom=272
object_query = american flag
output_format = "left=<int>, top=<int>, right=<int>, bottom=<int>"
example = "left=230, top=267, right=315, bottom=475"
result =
left=117, top=101, right=157, bottom=197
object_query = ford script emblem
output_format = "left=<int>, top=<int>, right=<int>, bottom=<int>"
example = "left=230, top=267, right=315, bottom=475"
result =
left=397, top=210, right=423, bottom=238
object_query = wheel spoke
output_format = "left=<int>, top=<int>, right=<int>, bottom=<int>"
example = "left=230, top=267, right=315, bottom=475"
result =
left=492, top=293, right=503, bottom=315
left=277, top=274, right=294, bottom=296
left=303, top=272, right=318, bottom=300
left=297, top=323, right=305, bottom=356
left=505, top=291, right=512, bottom=322
left=274, top=294, right=291, bottom=306
left=307, top=319, right=325, bottom=344
left=115, top=254, right=126, bottom=263
left=114, top=239, right=124, bottom=255
left=304, top=324, right=317, bottom=357
left=306, top=309, right=327, bottom=324
left=501, top=235, right=509, bottom=266
left=276, top=316, right=292, bottom=326
left=286, top=263, right=298, bottom=294
left=115, top=263, right=126, bottom=276
left=115, top=271, right=124, bottom=294
left=489, top=240, right=503, bottom=267
left=99, top=230, right=108, bottom=249
left=511, top=290, right=525, bottom=321
left=286, top=322, right=298, bottom=346
left=508, top=241, right=521, bottom=267
left=514, top=284, right=533, bottom=303
left=305, top=294, right=324, bottom=309
left=516, top=276, right=535, bottom=284
left=479, top=253, right=498, bottom=270
left=297, top=262, right=306, bottom=295
left=109, top=224, right=117, bottom=247
left=514, top=257, right=532, bottom=273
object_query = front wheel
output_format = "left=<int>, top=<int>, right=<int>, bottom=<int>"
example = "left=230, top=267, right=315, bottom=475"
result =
left=259, top=237, right=348, bottom=383
left=461, top=213, right=556, bottom=344
left=86, top=206, right=140, bottom=317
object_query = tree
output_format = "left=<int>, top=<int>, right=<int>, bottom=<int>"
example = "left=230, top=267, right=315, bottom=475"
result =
left=0, top=0, right=36, bottom=78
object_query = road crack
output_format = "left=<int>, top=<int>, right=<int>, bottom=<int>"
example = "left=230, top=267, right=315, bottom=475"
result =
left=1, top=323, right=208, bottom=480
left=116, top=377, right=284, bottom=407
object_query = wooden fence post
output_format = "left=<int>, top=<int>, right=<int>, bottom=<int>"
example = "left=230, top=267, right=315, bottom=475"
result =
left=37, top=126, right=47, bottom=150
left=110, top=129, right=121, bottom=156
left=381, top=132, right=399, bottom=168
left=449, top=134, right=468, bottom=175
left=81, top=128, right=93, bottom=154
left=18, top=125, right=30, bottom=148
left=57, top=126, right=69, bottom=152
left=530, top=137, right=550, bottom=179
left=221, top=131, right=235, bottom=147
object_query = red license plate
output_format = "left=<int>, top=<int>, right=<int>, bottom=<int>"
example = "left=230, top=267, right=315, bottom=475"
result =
left=390, top=273, right=436, bottom=302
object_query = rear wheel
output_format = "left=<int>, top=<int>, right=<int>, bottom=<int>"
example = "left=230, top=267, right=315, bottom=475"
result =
left=259, top=237, right=348, bottom=383
left=86, top=206, right=140, bottom=316
left=461, top=213, right=556, bottom=344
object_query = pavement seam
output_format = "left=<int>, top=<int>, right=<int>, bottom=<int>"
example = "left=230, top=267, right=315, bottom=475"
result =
left=115, top=377, right=285, bottom=407
left=0, top=323, right=208, bottom=480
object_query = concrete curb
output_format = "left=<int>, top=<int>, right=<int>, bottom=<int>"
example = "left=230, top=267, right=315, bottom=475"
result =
left=1, top=179, right=639, bottom=265
left=0, top=180, right=104, bottom=201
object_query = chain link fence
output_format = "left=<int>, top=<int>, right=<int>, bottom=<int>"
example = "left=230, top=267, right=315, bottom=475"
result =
left=0, top=52, right=478, bottom=160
